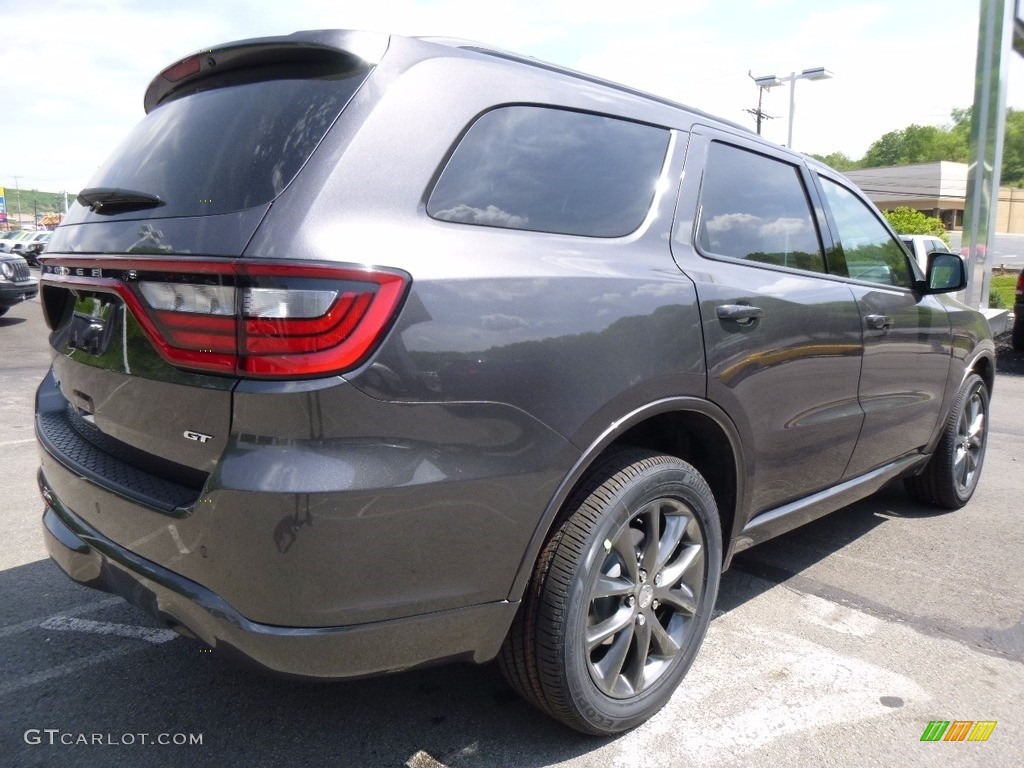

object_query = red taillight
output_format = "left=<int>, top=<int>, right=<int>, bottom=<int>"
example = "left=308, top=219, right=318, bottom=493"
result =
left=1016, top=270, right=1024, bottom=297
left=40, top=258, right=408, bottom=379
left=242, top=292, right=372, bottom=354
left=152, top=311, right=237, bottom=353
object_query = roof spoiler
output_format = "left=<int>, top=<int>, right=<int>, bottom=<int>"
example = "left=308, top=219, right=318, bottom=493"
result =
left=144, top=30, right=389, bottom=112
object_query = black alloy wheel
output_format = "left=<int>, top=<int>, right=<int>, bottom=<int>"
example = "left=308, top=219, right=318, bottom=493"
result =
left=905, top=373, right=989, bottom=509
left=499, top=448, right=722, bottom=734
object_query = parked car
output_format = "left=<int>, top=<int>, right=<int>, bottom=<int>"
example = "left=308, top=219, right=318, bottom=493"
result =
left=22, top=231, right=50, bottom=266
left=0, top=230, right=29, bottom=253
left=1014, top=268, right=1024, bottom=351
left=0, top=252, right=38, bottom=316
left=35, top=31, right=994, bottom=735
left=900, top=234, right=956, bottom=273
left=14, top=231, right=49, bottom=264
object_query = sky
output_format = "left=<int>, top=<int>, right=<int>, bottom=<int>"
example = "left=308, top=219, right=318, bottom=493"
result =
left=1, top=0, right=1022, bottom=197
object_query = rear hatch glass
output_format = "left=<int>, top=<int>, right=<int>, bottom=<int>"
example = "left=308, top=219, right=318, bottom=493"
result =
left=69, top=57, right=371, bottom=222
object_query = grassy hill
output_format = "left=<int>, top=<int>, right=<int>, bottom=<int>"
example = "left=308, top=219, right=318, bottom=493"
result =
left=1, top=187, right=69, bottom=226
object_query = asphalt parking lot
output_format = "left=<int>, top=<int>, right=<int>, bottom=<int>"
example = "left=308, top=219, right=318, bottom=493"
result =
left=1, top=284, right=1022, bottom=767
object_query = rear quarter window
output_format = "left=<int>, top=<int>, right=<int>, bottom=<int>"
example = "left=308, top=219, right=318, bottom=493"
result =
left=427, top=106, right=670, bottom=238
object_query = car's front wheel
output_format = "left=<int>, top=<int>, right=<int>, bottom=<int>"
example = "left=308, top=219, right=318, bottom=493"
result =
left=499, top=448, right=722, bottom=734
left=905, top=373, right=989, bottom=509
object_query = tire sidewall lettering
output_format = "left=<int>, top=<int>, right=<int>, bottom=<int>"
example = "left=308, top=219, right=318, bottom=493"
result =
left=560, top=460, right=720, bottom=732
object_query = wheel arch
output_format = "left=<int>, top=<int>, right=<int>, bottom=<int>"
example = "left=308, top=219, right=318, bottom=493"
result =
left=507, top=397, right=746, bottom=603
left=970, top=350, right=995, bottom=395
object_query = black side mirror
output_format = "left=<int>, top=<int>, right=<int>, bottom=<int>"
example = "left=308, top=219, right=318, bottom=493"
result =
left=920, top=251, right=967, bottom=294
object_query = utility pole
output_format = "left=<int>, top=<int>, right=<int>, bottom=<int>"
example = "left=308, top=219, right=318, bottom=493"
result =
left=745, top=71, right=776, bottom=135
left=13, top=176, right=23, bottom=228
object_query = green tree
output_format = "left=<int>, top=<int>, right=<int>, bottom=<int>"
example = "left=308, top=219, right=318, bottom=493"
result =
left=1000, top=109, right=1024, bottom=186
left=950, top=107, right=972, bottom=142
left=861, top=124, right=968, bottom=167
left=814, top=107, right=1024, bottom=184
left=807, top=151, right=860, bottom=171
left=950, top=106, right=1024, bottom=186
left=883, top=207, right=949, bottom=244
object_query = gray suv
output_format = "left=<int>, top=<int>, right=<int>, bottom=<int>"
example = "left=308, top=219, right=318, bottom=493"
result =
left=35, top=31, right=993, bottom=735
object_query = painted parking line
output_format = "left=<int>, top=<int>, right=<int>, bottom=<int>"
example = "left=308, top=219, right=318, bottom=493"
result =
left=406, top=750, right=452, bottom=768
left=0, top=647, right=140, bottom=698
left=609, top=592, right=928, bottom=767
left=39, top=616, right=178, bottom=645
left=0, top=599, right=180, bottom=698
left=0, top=438, right=38, bottom=448
left=0, top=597, right=122, bottom=640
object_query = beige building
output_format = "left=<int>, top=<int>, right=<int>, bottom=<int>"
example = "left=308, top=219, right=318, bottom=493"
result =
left=844, top=161, right=1024, bottom=233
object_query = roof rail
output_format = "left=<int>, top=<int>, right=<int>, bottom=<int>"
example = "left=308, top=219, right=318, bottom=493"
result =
left=419, top=36, right=752, bottom=135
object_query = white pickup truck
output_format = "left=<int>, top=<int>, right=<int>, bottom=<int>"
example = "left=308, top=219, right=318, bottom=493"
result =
left=900, top=234, right=956, bottom=272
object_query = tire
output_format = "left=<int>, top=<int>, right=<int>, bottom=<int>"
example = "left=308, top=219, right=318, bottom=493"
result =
left=1012, top=311, right=1024, bottom=352
left=499, top=448, right=722, bottom=735
left=904, top=373, right=989, bottom=509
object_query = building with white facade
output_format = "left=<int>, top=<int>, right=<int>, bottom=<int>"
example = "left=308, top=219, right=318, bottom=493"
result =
left=844, top=161, right=1024, bottom=233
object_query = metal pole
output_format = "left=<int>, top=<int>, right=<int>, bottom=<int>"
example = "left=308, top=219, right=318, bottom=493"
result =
left=787, top=73, right=797, bottom=149
left=963, top=0, right=1012, bottom=309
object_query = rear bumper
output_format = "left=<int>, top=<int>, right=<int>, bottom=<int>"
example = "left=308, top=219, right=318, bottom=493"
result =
left=35, top=365, right=573, bottom=628
left=40, top=487, right=517, bottom=679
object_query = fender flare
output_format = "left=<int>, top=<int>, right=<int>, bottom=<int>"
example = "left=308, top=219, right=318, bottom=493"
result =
left=920, top=345, right=996, bottom=458
left=506, top=396, right=746, bottom=601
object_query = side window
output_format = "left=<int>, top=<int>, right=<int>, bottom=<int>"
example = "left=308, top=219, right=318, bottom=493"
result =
left=427, top=106, right=670, bottom=238
left=696, top=142, right=825, bottom=272
left=819, top=178, right=912, bottom=288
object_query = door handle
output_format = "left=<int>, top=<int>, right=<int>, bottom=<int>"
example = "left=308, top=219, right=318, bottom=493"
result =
left=716, top=304, right=764, bottom=326
left=865, top=314, right=893, bottom=331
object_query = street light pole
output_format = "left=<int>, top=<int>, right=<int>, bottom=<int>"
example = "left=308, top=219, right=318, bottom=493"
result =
left=787, top=74, right=798, bottom=149
left=752, top=67, right=833, bottom=149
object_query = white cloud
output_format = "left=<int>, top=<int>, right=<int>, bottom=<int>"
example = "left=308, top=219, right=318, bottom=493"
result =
left=433, top=204, right=529, bottom=229
left=759, top=217, right=811, bottom=238
left=706, top=213, right=760, bottom=233
left=480, top=313, right=529, bottom=331
left=1, top=0, right=1021, bottom=195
